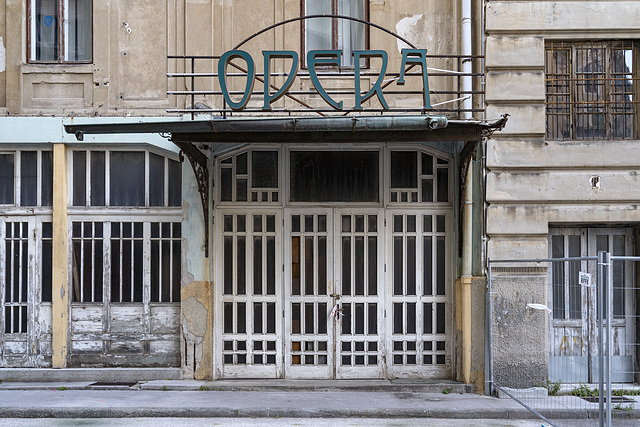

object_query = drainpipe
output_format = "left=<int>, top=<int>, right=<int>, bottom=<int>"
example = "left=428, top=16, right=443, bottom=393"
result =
left=461, top=0, right=474, bottom=385
left=462, top=0, right=473, bottom=120
left=462, top=163, right=473, bottom=384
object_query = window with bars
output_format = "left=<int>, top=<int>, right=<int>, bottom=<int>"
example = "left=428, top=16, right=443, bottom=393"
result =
left=71, top=221, right=181, bottom=304
left=545, top=41, right=638, bottom=140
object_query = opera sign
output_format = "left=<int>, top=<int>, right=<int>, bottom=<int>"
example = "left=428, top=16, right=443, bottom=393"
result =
left=218, top=49, right=432, bottom=111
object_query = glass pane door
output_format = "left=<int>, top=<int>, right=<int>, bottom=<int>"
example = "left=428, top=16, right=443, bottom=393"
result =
left=334, top=210, right=385, bottom=378
left=284, top=209, right=334, bottom=379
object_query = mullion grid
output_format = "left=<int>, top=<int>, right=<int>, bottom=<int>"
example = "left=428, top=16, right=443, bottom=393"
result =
left=290, top=214, right=329, bottom=367
left=339, top=213, right=379, bottom=368
left=222, top=214, right=248, bottom=365
left=250, top=214, right=278, bottom=366
left=3, top=222, right=29, bottom=334
left=391, top=213, right=448, bottom=369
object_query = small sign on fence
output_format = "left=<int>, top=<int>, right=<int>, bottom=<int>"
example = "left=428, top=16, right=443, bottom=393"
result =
left=579, top=271, right=592, bottom=287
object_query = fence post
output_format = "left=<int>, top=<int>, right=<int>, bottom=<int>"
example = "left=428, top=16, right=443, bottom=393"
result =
left=605, top=251, right=613, bottom=427
left=597, top=251, right=605, bottom=427
left=485, top=260, right=493, bottom=396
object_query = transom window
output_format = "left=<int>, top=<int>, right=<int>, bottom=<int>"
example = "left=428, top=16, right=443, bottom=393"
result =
left=545, top=40, right=638, bottom=140
left=71, top=150, right=181, bottom=208
left=0, top=150, right=53, bottom=207
left=219, top=150, right=280, bottom=204
left=302, top=0, right=368, bottom=67
left=390, top=151, right=450, bottom=204
left=28, top=0, right=92, bottom=63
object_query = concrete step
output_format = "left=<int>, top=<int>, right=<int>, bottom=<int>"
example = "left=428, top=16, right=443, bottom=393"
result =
left=143, top=379, right=474, bottom=393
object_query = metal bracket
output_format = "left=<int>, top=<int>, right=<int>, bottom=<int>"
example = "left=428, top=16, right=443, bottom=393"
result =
left=173, top=140, right=210, bottom=258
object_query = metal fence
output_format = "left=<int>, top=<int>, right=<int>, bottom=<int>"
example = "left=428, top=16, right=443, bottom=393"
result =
left=487, top=253, right=640, bottom=427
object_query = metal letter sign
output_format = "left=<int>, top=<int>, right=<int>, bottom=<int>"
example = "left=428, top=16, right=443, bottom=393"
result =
left=263, top=51, right=299, bottom=111
left=353, top=50, right=389, bottom=111
left=219, top=50, right=256, bottom=110
left=307, top=50, right=344, bottom=110
left=397, top=49, right=431, bottom=109
left=217, top=48, right=431, bottom=112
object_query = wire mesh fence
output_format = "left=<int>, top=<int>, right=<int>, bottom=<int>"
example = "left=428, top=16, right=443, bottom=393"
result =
left=487, top=254, right=640, bottom=427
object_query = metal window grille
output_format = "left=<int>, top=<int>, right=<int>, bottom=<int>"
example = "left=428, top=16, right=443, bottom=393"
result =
left=150, top=222, right=181, bottom=303
left=71, top=221, right=104, bottom=303
left=3, top=222, right=29, bottom=334
left=110, top=222, right=144, bottom=303
left=545, top=41, right=638, bottom=140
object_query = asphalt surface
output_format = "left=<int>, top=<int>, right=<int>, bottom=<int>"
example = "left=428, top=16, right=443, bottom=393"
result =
left=0, top=380, right=637, bottom=425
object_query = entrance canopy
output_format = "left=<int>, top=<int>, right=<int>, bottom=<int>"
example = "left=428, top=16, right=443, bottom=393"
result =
left=65, top=115, right=506, bottom=145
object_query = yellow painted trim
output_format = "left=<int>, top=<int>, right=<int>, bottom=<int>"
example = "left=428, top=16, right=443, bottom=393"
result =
left=52, top=143, right=68, bottom=368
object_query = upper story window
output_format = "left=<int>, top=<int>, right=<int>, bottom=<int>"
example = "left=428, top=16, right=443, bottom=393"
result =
left=71, top=150, right=181, bottom=208
left=28, top=0, right=92, bottom=63
left=545, top=41, right=637, bottom=140
left=301, top=0, right=368, bottom=67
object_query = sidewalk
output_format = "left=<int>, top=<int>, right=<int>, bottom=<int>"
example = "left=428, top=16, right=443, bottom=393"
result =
left=0, top=379, right=637, bottom=421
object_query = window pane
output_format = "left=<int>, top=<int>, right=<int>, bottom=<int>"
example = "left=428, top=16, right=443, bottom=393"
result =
left=337, top=0, right=366, bottom=67
left=20, top=151, right=37, bottom=207
left=90, top=151, right=105, bottom=206
left=110, top=152, right=145, bottom=206
left=168, top=159, right=182, bottom=206
left=251, top=151, right=278, bottom=188
left=390, top=151, right=417, bottom=188
left=72, top=151, right=86, bottom=206
left=41, top=151, right=53, bottom=206
left=0, top=154, right=15, bottom=204
left=305, top=0, right=332, bottom=53
left=149, top=153, right=164, bottom=207
left=66, top=0, right=92, bottom=62
left=290, top=151, right=378, bottom=202
left=35, top=0, right=59, bottom=61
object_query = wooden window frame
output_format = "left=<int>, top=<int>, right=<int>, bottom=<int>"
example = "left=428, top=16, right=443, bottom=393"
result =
left=0, top=150, right=54, bottom=208
left=70, top=148, right=182, bottom=209
left=300, top=0, right=370, bottom=69
left=27, top=0, right=93, bottom=64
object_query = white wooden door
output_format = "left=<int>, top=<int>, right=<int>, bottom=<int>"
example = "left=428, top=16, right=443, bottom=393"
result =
left=0, top=217, right=52, bottom=367
left=334, top=210, right=385, bottom=379
left=216, top=210, right=283, bottom=378
left=386, top=211, right=452, bottom=378
left=284, top=209, right=334, bottom=379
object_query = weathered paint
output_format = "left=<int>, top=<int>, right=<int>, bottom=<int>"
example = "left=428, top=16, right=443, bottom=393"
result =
left=52, top=144, right=69, bottom=368
left=0, top=36, right=5, bottom=73
left=181, top=281, right=213, bottom=380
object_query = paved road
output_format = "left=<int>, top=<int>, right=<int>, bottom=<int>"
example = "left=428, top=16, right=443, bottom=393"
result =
left=0, top=418, right=621, bottom=427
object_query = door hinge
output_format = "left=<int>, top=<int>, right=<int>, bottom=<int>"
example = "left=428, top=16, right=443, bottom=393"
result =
left=384, top=264, right=386, bottom=272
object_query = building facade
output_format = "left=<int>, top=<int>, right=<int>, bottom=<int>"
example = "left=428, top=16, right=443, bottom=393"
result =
left=12, top=0, right=618, bottom=393
left=485, top=1, right=640, bottom=386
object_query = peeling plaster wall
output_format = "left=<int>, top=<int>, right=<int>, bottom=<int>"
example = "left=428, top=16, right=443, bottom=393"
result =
left=180, top=147, right=211, bottom=378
